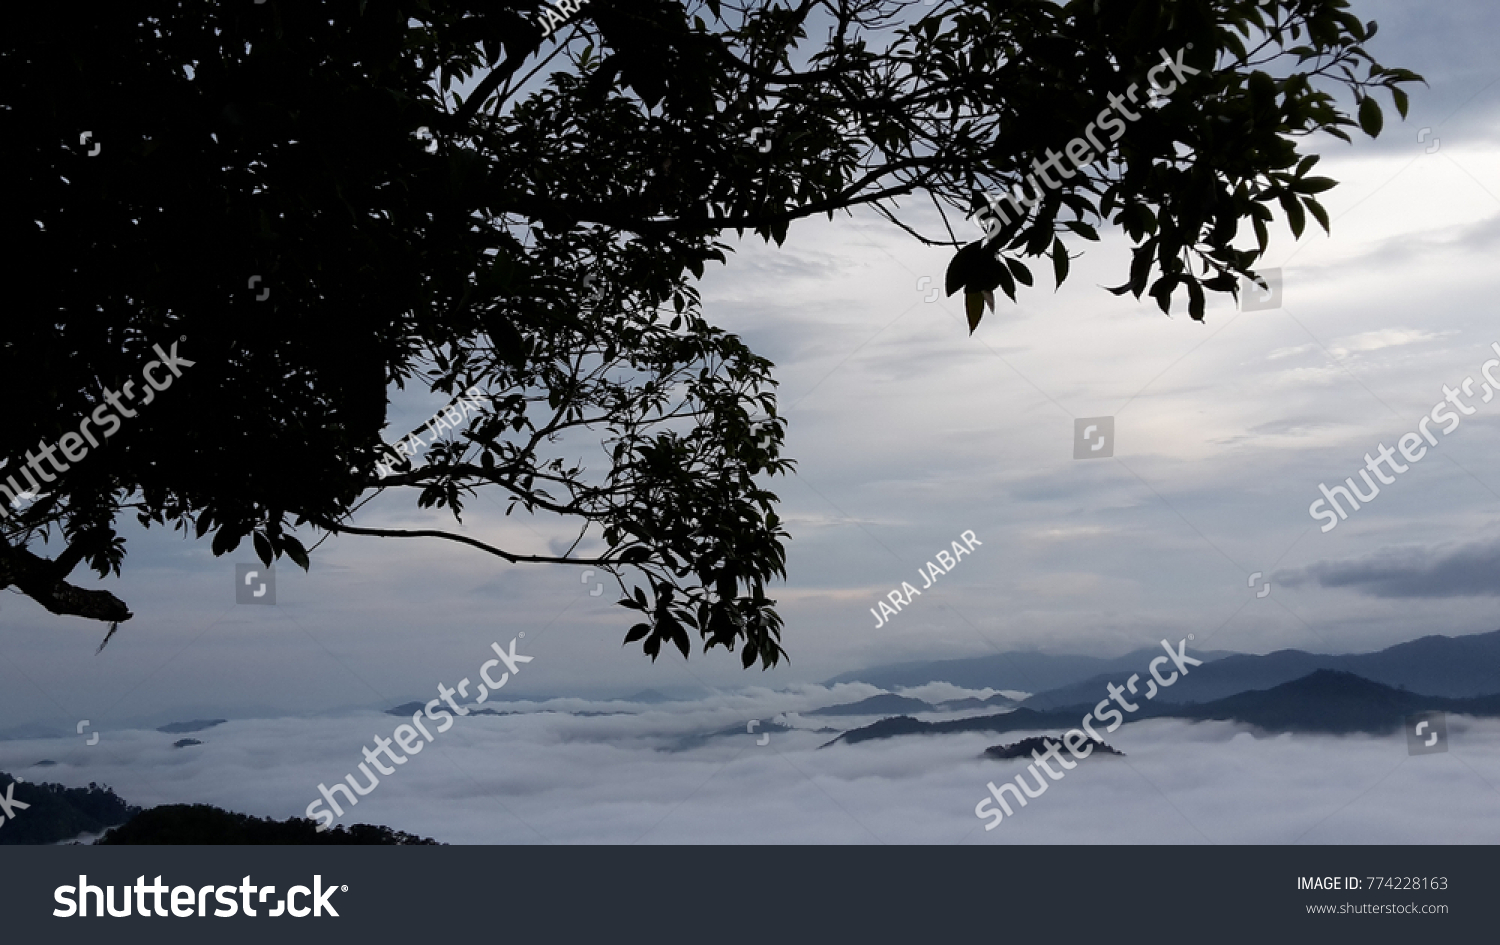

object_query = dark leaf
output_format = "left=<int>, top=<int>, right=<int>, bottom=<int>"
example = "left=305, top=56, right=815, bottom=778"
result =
left=1358, top=96, right=1383, bottom=137
left=282, top=536, right=311, bottom=571
left=1305, top=197, right=1330, bottom=234
left=965, top=292, right=984, bottom=334
left=253, top=531, right=273, bottom=567
left=1279, top=191, right=1306, bottom=239
left=945, top=241, right=985, bottom=296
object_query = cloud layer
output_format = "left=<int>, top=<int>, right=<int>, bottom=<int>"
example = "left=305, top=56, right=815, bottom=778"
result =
left=5, top=705, right=1497, bottom=844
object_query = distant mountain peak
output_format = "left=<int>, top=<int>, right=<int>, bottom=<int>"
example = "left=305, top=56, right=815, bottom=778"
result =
left=983, top=735, right=1123, bottom=760
left=807, top=693, right=933, bottom=717
left=830, top=660, right=1500, bottom=746
left=157, top=719, right=226, bottom=735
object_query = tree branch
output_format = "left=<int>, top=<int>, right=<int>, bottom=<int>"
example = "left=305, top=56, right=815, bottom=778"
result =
left=308, top=516, right=613, bottom=566
left=0, top=539, right=132, bottom=626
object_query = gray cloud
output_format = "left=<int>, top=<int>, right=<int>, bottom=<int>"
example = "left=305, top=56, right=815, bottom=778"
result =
left=1277, top=538, right=1500, bottom=597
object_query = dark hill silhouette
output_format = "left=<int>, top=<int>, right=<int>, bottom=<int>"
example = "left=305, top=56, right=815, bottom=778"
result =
left=829, top=709, right=1084, bottom=747
left=1170, top=669, right=1500, bottom=734
left=822, top=647, right=1231, bottom=692
left=828, top=670, right=1500, bottom=746
left=936, top=693, right=1019, bottom=712
left=0, top=773, right=139, bottom=845
left=157, top=719, right=227, bottom=734
left=807, top=693, right=935, bottom=716
left=984, top=735, right=1123, bottom=760
left=97, top=805, right=441, bottom=845
left=1020, top=629, right=1500, bottom=709
left=0, top=771, right=440, bottom=845
left=824, top=629, right=1500, bottom=704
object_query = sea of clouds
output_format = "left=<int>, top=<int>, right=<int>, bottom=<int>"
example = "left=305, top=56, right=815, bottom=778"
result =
left=4, top=686, right=1497, bottom=845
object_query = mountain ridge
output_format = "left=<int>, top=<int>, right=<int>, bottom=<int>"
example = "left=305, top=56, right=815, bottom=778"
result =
left=1024, top=628, right=1500, bottom=708
left=827, top=669, right=1500, bottom=746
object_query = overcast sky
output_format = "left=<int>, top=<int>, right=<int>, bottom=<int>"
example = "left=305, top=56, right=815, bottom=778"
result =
left=4, top=0, right=1500, bottom=738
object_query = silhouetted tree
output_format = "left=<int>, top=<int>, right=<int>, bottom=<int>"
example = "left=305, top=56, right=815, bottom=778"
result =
left=1, top=0, right=1417, bottom=664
